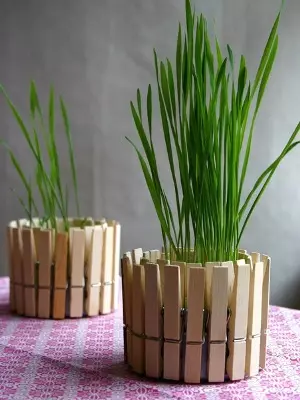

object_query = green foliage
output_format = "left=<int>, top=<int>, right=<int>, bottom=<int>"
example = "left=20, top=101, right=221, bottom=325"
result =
left=127, top=0, right=300, bottom=263
left=0, top=82, right=81, bottom=231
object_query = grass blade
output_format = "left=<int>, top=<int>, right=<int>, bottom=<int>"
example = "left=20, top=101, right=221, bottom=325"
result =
left=60, top=96, right=80, bottom=217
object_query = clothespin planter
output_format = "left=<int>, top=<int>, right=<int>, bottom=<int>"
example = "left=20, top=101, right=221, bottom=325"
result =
left=122, top=0, right=300, bottom=386
left=121, top=247, right=270, bottom=383
left=7, top=217, right=121, bottom=319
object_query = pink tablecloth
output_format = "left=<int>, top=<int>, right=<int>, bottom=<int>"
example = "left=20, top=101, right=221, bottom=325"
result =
left=0, top=278, right=300, bottom=400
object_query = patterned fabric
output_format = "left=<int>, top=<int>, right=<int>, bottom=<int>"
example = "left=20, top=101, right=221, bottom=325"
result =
left=0, top=277, right=300, bottom=399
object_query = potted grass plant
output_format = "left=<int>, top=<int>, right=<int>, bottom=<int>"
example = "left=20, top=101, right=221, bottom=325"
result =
left=121, top=0, right=300, bottom=384
left=1, top=82, right=121, bottom=320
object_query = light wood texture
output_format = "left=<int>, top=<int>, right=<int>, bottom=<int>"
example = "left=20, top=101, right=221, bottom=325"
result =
left=131, top=264, right=145, bottom=374
left=53, top=232, right=68, bottom=319
left=100, top=226, right=114, bottom=314
left=184, top=266, right=204, bottom=383
left=7, top=218, right=120, bottom=320
left=84, top=225, right=94, bottom=264
left=33, top=227, right=40, bottom=260
left=38, top=289, right=51, bottom=319
left=204, top=262, right=220, bottom=310
left=207, top=265, right=228, bottom=383
left=156, top=259, right=169, bottom=302
left=245, top=260, right=264, bottom=377
left=70, top=288, right=83, bottom=317
left=163, top=265, right=181, bottom=381
left=170, top=261, right=186, bottom=306
left=121, top=246, right=269, bottom=383
left=222, top=261, right=235, bottom=304
left=236, top=258, right=246, bottom=266
left=18, top=218, right=27, bottom=227
left=85, top=227, right=103, bottom=316
left=150, top=250, right=161, bottom=263
left=70, top=228, right=85, bottom=318
left=251, top=252, right=260, bottom=265
left=112, top=223, right=121, bottom=311
left=186, top=263, right=202, bottom=306
left=12, top=227, right=24, bottom=315
left=123, top=251, right=133, bottom=265
left=6, top=227, right=15, bottom=312
left=132, top=248, right=143, bottom=265
left=121, top=258, right=127, bottom=362
left=22, top=228, right=36, bottom=317
left=122, top=257, right=133, bottom=365
left=260, top=255, right=271, bottom=369
left=145, top=263, right=162, bottom=378
left=227, top=263, right=250, bottom=380
left=246, top=254, right=254, bottom=271
left=37, top=230, right=52, bottom=318
left=51, top=229, right=56, bottom=259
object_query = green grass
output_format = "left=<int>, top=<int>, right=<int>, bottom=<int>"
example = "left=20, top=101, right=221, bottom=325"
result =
left=127, top=0, right=300, bottom=264
left=1, top=82, right=81, bottom=231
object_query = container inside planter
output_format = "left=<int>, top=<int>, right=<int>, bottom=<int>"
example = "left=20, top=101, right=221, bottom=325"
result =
left=7, top=217, right=121, bottom=319
left=121, top=248, right=270, bottom=384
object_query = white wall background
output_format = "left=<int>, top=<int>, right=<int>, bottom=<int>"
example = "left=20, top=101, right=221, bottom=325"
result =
left=1, top=0, right=300, bottom=307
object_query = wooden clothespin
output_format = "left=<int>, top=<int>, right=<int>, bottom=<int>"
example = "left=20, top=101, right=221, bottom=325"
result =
left=156, top=258, right=170, bottom=302
left=227, top=260, right=250, bottom=380
left=171, top=260, right=186, bottom=306
left=145, top=263, right=163, bottom=378
left=100, top=225, right=114, bottom=314
left=22, top=228, right=37, bottom=317
left=69, top=228, right=85, bottom=318
left=132, top=248, right=143, bottom=265
left=11, top=226, right=24, bottom=315
left=121, top=256, right=133, bottom=365
left=150, top=250, right=161, bottom=263
left=260, top=254, right=271, bottom=369
left=184, top=265, right=204, bottom=383
left=123, top=251, right=133, bottom=265
left=85, top=226, right=103, bottom=316
left=53, top=232, right=68, bottom=319
left=245, top=253, right=263, bottom=377
left=131, top=264, right=145, bottom=374
left=111, top=222, right=121, bottom=311
left=163, top=265, right=182, bottom=381
left=139, top=251, right=149, bottom=266
left=206, top=264, right=228, bottom=382
left=7, top=225, right=16, bottom=312
left=37, top=229, right=52, bottom=318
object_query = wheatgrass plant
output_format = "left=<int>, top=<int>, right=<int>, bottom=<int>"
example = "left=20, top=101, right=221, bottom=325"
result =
left=0, top=81, right=81, bottom=231
left=127, top=0, right=300, bottom=264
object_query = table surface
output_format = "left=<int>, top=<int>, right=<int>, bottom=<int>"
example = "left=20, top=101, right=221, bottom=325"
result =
left=1, top=278, right=300, bottom=400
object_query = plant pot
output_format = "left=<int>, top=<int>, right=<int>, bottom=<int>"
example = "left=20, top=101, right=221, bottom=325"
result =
left=121, top=248, right=270, bottom=383
left=7, top=217, right=121, bottom=319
